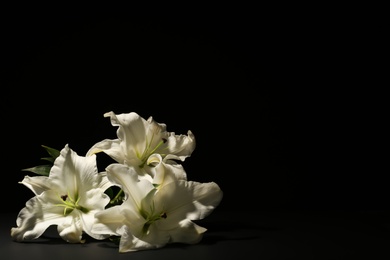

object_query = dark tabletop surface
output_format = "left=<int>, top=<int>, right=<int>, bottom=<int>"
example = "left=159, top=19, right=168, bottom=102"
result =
left=2, top=210, right=390, bottom=260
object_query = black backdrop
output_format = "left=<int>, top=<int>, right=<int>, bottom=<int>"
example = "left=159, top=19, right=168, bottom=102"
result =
left=1, top=4, right=386, bottom=215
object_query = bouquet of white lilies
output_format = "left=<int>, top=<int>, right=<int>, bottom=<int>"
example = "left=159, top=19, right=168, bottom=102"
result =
left=11, top=111, right=223, bottom=253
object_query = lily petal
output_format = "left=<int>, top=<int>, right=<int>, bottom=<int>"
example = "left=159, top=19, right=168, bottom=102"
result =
left=105, top=112, right=155, bottom=162
left=11, top=196, right=66, bottom=241
left=86, top=139, right=125, bottom=164
left=57, top=213, right=83, bottom=243
left=19, top=175, right=51, bottom=196
left=105, top=163, right=155, bottom=211
left=119, top=226, right=163, bottom=253
left=167, top=218, right=207, bottom=244
left=152, top=180, right=223, bottom=230
left=165, top=130, right=196, bottom=161
left=146, top=154, right=187, bottom=186
left=92, top=206, right=126, bottom=236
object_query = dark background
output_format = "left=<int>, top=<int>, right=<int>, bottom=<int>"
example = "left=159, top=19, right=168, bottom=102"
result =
left=1, top=4, right=386, bottom=215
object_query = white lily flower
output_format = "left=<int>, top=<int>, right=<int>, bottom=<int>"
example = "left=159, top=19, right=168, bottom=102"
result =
left=86, top=111, right=195, bottom=178
left=11, top=144, right=113, bottom=243
left=92, top=163, right=223, bottom=253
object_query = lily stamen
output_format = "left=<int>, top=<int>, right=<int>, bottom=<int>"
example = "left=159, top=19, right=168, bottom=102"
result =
left=55, top=191, right=89, bottom=215
left=139, top=138, right=167, bottom=168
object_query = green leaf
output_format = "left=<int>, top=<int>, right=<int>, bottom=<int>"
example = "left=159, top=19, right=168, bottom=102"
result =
left=41, top=145, right=61, bottom=159
left=20, top=145, right=60, bottom=176
left=41, top=157, right=56, bottom=163
left=22, top=165, right=52, bottom=176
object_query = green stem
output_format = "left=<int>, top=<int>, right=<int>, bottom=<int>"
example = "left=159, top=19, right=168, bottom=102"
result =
left=110, top=189, right=124, bottom=204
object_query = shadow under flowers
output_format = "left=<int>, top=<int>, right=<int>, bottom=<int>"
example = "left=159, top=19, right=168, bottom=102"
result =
left=16, top=225, right=107, bottom=245
left=194, top=217, right=280, bottom=245
left=15, top=210, right=285, bottom=248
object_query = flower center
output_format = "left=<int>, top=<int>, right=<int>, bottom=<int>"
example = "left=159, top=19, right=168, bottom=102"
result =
left=138, top=136, right=167, bottom=168
left=56, top=192, right=89, bottom=215
left=140, top=207, right=167, bottom=234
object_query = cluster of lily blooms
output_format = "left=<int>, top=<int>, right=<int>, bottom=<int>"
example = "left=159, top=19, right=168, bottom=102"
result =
left=11, top=111, right=223, bottom=253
